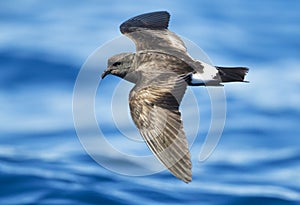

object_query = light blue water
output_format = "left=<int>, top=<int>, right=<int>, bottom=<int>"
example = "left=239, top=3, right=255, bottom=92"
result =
left=1, top=1, right=300, bottom=204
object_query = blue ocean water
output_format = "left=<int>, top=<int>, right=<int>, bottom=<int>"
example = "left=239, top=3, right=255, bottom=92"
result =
left=1, top=0, right=300, bottom=204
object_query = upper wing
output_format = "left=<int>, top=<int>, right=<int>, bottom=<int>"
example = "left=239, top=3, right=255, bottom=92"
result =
left=120, top=11, right=170, bottom=34
left=128, top=59, right=193, bottom=182
left=120, top=11, right=188, bottom=54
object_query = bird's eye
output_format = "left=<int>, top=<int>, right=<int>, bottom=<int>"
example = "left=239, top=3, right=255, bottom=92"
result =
left=113, top=62, right=122, bottom=66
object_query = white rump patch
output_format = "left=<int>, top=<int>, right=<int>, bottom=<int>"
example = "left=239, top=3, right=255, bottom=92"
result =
left=190, top=61, right=219, bottom=85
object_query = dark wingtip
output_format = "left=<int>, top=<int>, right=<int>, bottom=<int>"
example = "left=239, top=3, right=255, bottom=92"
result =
left=183, top=176, right=192, bottom=183
left=120, top=11, right=170, bottom=34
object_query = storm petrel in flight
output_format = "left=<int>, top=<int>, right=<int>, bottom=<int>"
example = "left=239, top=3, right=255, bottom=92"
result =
left=102, top=11, right=249, bottom=183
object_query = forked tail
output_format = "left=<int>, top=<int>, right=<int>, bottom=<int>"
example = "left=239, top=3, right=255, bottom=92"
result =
left=216, top=66, right=249, bottom=83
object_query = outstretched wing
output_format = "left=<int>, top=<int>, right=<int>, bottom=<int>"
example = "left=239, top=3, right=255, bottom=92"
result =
left=120, top=11, right=188, bottom=54
left=120, top=11, right=170, bottom=34
left=128, top=54, right=193, bottom=182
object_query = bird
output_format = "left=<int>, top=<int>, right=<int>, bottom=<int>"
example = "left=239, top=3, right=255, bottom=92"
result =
left=101, top=11, right=249, bottom=183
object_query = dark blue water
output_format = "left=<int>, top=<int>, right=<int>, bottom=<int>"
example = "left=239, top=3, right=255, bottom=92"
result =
left=1, top=1, right=300, bottom=204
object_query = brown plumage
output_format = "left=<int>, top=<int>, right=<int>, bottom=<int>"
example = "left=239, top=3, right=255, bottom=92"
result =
left=102, top=11, right=249, bottom=183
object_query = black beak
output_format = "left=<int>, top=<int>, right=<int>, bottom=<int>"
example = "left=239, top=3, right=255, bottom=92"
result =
left=101, top=69, right=111, bottom=79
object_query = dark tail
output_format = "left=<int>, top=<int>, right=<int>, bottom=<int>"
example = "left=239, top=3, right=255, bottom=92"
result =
left=216, top=66, right=249, bottom=83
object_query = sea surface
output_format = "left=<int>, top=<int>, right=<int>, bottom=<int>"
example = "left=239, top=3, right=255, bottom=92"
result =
left=1, top=0, right=300, bottom=204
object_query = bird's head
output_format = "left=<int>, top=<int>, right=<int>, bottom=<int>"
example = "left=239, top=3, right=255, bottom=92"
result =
left=102, top=52, right=135, bottom=80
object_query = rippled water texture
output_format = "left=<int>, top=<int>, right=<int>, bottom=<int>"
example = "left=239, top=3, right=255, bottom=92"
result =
left=1, top=1, right=300, bottom=204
